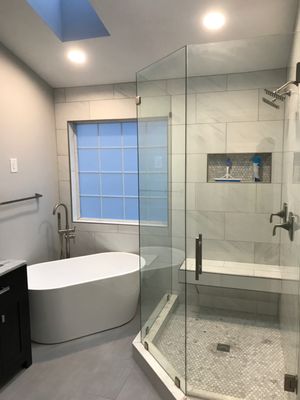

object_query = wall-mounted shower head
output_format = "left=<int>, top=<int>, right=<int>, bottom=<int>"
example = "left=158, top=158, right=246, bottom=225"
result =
left=262, top=83, right=293, bottom=109
left=261, top=71, right=300, bottom=109
left=262, top=97, right=280, bottom=109
left=264, top=89, right=286, bottom=102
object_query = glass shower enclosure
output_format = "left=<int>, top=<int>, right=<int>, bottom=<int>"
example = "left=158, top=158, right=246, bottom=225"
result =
left=137, top=33, right=300, bottom=399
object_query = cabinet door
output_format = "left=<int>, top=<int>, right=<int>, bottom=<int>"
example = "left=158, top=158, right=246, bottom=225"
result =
left=0, top=297, right=26, bottom=380
left=0, top=267, right=32, bottom=384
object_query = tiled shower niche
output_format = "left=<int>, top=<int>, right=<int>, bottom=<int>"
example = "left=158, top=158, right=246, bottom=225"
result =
left=207, top=153, right=272, bottom=183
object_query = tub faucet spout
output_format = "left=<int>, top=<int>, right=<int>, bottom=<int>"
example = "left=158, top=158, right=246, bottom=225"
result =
left=53, top=203, right=75, bottom=258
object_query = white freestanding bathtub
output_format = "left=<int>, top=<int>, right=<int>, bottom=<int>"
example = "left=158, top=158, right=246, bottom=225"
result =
left=27, top=252, right=141, bottom=344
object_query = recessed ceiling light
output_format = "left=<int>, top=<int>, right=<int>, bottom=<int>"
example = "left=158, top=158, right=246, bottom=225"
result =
left=67, top=50, right=87, bottom=64
left=203, top=12, right=225, bottom=30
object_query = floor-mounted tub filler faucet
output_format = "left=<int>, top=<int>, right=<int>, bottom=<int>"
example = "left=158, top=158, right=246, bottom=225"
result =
left=53, top=202, right=76, bottom=259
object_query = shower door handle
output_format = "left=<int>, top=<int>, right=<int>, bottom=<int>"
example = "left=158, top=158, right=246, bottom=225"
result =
left=195, top=234, right=202, bottom=280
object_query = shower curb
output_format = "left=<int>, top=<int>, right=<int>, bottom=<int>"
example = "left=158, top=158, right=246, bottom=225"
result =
left=132, top=332, right=188, bottom=400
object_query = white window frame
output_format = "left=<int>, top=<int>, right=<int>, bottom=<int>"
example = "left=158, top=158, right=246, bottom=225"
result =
left=68, top=118, right=170, bottom=228
left=68, top=119, right=139, bottom=226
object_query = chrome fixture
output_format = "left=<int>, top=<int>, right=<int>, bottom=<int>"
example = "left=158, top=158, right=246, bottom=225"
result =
left=262, top=82, right=294, bottom=109
left=272, top=211, right=298, bottom=242
left=53, top=203, right=76, bottom=259
left=270, top=202, right=288, bottom=223
left=262, top=64, right=300, bottom=109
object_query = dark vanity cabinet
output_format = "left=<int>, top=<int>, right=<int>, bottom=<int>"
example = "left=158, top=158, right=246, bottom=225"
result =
left=0, top=265, right=32, bottom=386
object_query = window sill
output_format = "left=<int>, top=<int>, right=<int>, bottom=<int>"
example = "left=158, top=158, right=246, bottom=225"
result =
left=73, top=218, right=168, bottom=228
left=74, top=218, right=139, bottom=226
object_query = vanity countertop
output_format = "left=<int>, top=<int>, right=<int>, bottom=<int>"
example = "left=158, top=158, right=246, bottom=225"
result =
left=0, top=259, right=26, bottom=278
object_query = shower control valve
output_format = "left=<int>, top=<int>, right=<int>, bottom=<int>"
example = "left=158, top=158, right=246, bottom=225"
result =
left=270, top=202, right=288, bottom=223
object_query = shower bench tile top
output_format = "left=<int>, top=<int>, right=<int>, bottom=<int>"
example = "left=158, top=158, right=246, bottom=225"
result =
left=179, top=258, right=298, bottom=293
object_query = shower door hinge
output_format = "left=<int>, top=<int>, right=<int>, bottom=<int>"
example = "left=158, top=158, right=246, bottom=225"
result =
left=174, top=376, right=181, bottom=388
left=169, top=111, right=172, bottom=118
left=284, top=374, right=298, bottom=393
left=136, top=96, right=141, bottom=105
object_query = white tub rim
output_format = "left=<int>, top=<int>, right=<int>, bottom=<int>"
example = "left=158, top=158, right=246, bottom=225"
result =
left=27, top=252, right=144, bottom=291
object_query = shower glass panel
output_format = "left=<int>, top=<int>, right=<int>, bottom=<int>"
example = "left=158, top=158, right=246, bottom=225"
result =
left=138, top=33, right=300, bottom=400
left=137, top=47, right=186, bottom=386
left=184, top=34, right=300, bottom=399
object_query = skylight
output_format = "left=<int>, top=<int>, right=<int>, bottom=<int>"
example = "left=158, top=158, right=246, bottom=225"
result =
left=26, top=0, right=110, bottom=42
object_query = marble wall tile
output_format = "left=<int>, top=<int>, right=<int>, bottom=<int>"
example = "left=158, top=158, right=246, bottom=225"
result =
left=196, top=90, right=258, bottom=123
left=58, top=180, right=71, bottom=207
left=65, top=85, right=114, bottom=102
left=94, top=232, right=139, bottom=253
left=166, top=78, right=185, bottom=95
left=70, top=231, right=96, bottom=257
left=74, top=222, right=118, bottom=233
left=187, top=154, right=207, bottom=182
left=254, top=243, right=280, bottom=265
left=113, top=82, right=136, bottom=98
left=171, top=182, right=185, bottom=210
left=90, top=98, right=136, bottom=119
left=172, top=94, right=196, bottom=124
left=272, top=152, right=283, bottom=183
left=55, top=101, right=90, bottom=129
left=172, top=154, right=185, bottom=182
left=186, top=210, right=225, bottom=240
left=201, top=239, right=254, bottom=263
left=171, top=124, right=185, bottom=154
left=195, top=183, right=256, bottom=213
left=227, top=120, right=284, bottom=153
left=227, top=69, right=286, bottom=91
left=187, top=75, right=227, bottom=93
left=56, top=130, right=68, bottom=156
left=187, top=123, right=226, bottom=154
left=283, top=110, right=300, bottom=152
left=139, top=95, right=170, bottom=119
left=255, top=184, right=281, bottom=213
left=138, top=80, right=167, bottom=97
left=57, top=155, right=70, bottom=181
left=225, top=213, right=278, bottom=243
left=186, top=183, right=196, bottom=211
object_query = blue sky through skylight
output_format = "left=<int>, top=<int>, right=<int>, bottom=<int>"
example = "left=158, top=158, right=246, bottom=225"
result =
left=26, top=0, right=110, bottom=42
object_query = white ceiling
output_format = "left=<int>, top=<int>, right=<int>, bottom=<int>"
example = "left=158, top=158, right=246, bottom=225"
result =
left=0, top=0, right=298, bottom=88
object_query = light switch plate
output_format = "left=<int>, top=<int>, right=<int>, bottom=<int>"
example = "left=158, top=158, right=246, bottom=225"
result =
left=10, top=158, right=18, bottom=173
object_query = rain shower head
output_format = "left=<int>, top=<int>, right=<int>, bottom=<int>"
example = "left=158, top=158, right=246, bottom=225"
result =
left=262, top=63, right=300, bottom=109
left=262, top=96, right=280, bottom=109
left=264, top=89, right=286, bottom=102
left=262, top=85, right=290, bottom=109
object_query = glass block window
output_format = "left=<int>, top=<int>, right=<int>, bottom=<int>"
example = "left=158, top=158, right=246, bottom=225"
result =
left=138, top=119, right=168, bottom=225
left=73, top=120, right=138, bottom=222
left=69, top=119, right=168, bottom=225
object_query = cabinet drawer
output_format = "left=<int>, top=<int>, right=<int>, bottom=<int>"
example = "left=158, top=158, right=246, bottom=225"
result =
left=0, top=266, right=28, bottom=302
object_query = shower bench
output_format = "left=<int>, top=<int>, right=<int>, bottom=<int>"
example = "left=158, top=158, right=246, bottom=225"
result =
left=179, top=258, right=298, bottom=294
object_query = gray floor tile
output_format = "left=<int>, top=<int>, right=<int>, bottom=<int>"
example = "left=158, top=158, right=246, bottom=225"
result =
left=116, top=366, right=162, bottom=400
left=0, top=314, right=162, bottom=400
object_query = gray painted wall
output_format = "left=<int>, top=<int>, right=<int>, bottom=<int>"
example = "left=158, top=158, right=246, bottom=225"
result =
left=0, top=44, right=59, bottom=264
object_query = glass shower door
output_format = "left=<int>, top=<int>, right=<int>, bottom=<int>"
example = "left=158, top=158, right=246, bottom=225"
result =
left=137, top=47, right=187, bottom=388
left=185, top=35, right=300, bottom=399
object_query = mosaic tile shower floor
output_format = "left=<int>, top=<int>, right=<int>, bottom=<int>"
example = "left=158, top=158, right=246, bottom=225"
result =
left=154, top=307, right=288, bottom=400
